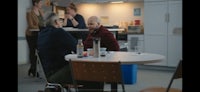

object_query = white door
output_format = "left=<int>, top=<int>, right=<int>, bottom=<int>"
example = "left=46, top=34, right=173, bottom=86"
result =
left=144, top=1, right=168, bottom=66
left=167, top=0, right=182, bottom=67
left=144, top=1, right=168, bottom=35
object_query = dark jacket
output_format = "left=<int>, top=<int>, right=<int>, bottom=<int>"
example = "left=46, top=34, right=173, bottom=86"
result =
left=63, top=14, right=88, bottom=41
left=64, top=14, right=86, bottom=29
left=83, top=25, right=119, bottom=51
left=37, top=25, right=77, bottom=77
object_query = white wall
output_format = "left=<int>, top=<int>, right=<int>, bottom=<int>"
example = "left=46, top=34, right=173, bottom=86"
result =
left=18, top=0, right=31, bottom=65
left=18, top=0, right=51, bottom=65
left=76, top=2, right=144, bottom=27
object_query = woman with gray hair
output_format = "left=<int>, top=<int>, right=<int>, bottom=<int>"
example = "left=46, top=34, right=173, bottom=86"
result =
left=37, top=12, right=77, bottom=86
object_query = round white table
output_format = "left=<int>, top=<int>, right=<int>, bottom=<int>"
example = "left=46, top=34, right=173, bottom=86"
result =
left=65, top=51, right=165, bottom=92
left=65, top=51, right=165, bottom=65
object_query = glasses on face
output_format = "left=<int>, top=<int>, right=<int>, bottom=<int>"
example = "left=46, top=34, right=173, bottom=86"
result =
left=56, top=19, right=63, bottom=28
left=59, top=18, right=64, bottom=22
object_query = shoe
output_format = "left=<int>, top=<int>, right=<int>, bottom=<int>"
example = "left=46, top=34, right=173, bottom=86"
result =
left=28, top=69, right=34, bottom=76
left=28, top=69, right=40, bottom=77
left=36, top=72, right=40, bottom=78
left=28, top=69, right=36, bottom=77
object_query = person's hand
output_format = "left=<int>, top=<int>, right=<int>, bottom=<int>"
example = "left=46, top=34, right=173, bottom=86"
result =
left=65, top=14, right=73, bottom=20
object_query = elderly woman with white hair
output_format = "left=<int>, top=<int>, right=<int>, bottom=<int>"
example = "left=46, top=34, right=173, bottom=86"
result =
left=37, top=12, right=77, bottom=86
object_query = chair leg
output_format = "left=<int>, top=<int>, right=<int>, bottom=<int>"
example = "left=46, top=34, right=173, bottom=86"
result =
left=64, top=87, right=71, bottom=92
left=122, top=83, right=125, bottom=92
left=38, top=90, right=44, bottom=92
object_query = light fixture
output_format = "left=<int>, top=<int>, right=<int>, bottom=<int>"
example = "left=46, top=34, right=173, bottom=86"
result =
left=110, top=1, right=124, bottom=3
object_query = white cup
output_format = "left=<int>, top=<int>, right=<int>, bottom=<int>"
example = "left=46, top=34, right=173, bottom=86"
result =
left=134, top=46, right=141, bottom=54
left=87, top=48, right=94, bottom=56
left=100, top=47, right=107, bottom=56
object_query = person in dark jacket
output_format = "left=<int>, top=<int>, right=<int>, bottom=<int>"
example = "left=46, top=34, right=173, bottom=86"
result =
left=37, top=12, right=77, bottom=86
left=81, top=16, right=120, bottom=92
left=63, top=2, right=88, bottom=41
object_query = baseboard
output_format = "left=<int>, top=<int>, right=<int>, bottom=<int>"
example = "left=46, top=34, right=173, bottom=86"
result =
left=18, top=61, right=28, bottom=65
left=137, top=65, right=176, bottom=72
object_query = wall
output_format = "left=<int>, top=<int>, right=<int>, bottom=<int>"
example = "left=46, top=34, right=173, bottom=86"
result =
left=18, top=0, right=51, bottom=65
left=76, top=2, right=144, bottom=27
left=18, top=0, right=31, bottom=64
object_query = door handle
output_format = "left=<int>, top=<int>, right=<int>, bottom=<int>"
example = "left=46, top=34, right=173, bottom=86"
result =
left=173, top=27, right=182, bottom=34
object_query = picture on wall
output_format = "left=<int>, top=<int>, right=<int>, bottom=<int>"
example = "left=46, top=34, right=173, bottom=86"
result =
left=134, top=8, right=141, bottom=16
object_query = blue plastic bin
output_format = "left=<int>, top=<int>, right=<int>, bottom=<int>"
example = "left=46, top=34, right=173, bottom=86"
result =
left=121, top=64, right=137, bottom=84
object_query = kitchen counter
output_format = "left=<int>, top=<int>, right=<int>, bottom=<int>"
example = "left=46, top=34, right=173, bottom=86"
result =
left=127, top=32, right=144, bottom=34
left=29, top=27, right=125, bottom=32
left=62, top=27, right=125, bottom=39
left=62, top=27, right=125, bottom=32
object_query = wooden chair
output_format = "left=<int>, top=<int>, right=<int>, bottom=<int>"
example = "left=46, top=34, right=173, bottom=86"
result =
left=69, top=60, right=125, bottom=92
left=139, top=60, right=182, bottom=92
left=35, top=50, right=83, bottom=92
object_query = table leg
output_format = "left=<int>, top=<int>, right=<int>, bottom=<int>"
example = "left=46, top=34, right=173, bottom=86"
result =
left=111, top=83, right=117, bottom=92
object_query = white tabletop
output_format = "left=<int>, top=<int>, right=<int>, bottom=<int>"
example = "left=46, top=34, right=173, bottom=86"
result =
left=65, top=51, right=165, bottom=65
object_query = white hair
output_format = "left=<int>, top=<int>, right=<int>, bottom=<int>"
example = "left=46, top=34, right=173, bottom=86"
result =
left=45, top=12, right=59, bottom=26
left=88, top=16, right=101, bottom=23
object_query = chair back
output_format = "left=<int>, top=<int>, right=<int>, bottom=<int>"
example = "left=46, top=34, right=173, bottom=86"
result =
left=173, top=60, right=182, bottom=79
left=69, top=60, right=125, bottom=92
left=35, top=49, right=65, bottom=92
left=35, top=49, right=47, bottom=81
left=166, top=60, right=182, bottom=92
left=139, top=60, right=182, bottom=92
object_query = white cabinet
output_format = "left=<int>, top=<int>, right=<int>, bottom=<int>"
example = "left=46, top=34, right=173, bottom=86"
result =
left=127, top=34, right=144, bottom=53
left=144, top=35, right=168, bottom=66
left=144, top=0, right=182, bottom=66
left=144, top=1, right=168, bottom=66
left=167, top=0, right=182, bottom=67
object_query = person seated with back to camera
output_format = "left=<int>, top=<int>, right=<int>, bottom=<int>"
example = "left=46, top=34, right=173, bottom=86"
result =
left=80, top=16, right=120, bottom=92
left=37, top=12, right=77, bottom=87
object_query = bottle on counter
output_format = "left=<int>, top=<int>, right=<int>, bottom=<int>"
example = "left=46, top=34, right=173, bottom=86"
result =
left=77, top=39, right=84, bottom=58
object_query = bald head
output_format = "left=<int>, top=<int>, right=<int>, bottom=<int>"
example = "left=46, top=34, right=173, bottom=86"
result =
left=87, top=16, right=102, bottom=33
left=88, top=16, right=101, bottom=24
left=87, top=16, right=101, bottom=33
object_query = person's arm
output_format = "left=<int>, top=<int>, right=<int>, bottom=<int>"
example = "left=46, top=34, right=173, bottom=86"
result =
left=83, top=34, right=93, bottom=51
left=57, top=28, right=78, bottom=53
left=38, top=9, right=44, bottom=18
left=74, top=15, right=86, bottom=28
left=70, top=17, right=79, bottom=27
left=102, top=31, right=120, bottom=51
left=63, top=14, right=79, bottom=27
